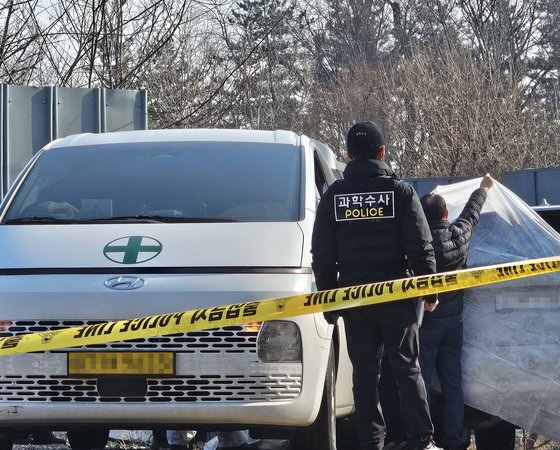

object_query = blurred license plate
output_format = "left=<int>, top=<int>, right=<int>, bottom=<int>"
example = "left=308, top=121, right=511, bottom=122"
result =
left=68, top=352, right=175, bottom=375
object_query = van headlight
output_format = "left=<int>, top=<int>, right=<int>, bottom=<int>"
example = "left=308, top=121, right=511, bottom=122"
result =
left=257, top=321, right=302, bottom=362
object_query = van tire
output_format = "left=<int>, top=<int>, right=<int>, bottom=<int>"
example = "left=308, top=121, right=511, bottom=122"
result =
left=336, top=413, right=359, bottom=450
left=292, top=345, right=336, bottom=450
left=0, top=436, right=13, bottom=450
left=67, top=427, right=109, bottom=449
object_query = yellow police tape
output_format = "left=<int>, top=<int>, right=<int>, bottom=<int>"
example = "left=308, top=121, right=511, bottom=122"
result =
left=1, top=256, right=560, bottom=356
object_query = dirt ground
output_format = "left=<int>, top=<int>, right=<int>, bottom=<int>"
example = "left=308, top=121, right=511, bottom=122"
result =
left=11, top=430, right=560, bottom=449
left=466, top=431, right=560, bottom=450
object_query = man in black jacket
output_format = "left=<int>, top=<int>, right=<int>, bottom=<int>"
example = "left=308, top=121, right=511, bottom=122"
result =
left=311, top=121, right=441, bottom=450
left=419, top=175, right=494, bottom=450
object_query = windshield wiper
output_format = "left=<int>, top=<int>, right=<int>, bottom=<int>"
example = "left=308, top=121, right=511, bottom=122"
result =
left=85, top=215, right=241, bottom=223
left=4, top=215, right=242, bottom=224
left=4, top=216, right=82, bottom=225
left=86, top=215, right=170, bottom=223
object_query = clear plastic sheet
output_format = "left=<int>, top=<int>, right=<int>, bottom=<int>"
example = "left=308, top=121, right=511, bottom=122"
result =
left=432, top=179, right=560, bottom=439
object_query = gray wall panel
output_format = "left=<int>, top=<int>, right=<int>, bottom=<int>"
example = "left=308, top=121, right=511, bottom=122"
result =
left=408, top=171, right=560, bottom=206
left=406, top=176, right=472, bottom=197
left=104, top=89, right=147, bottom=132
left=533, top=170, right=560, bottom=206
left=56, top=87, right=101, bottom=136
left=0, top=84, right=147, bottom=197
left=504, top=168, right=560, bottom=206
left=0, top=85, right=5, bottom=198
left=503, top=170, right=537, bottom=205
left=5, top=85, right=52, bottom=190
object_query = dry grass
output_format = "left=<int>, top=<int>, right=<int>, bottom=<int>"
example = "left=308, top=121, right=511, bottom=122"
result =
left=513, top=433, right=560, bottom=450
left=13, top=430, right=560, bottom=449
left=465, top=431, right=560, bottom=450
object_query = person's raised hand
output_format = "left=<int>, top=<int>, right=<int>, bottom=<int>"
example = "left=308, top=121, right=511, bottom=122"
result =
left=480, top=173, right=494, bottom=192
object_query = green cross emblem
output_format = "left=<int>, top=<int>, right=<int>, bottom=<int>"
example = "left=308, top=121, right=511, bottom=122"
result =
left=103, top=236, right=163, bottom=264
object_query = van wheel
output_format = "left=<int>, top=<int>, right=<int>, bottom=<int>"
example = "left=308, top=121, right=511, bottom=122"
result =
left=0, top=436, right=13, bottom=450
left=67, top=427, right=109, bottom=449
left=292, top=345, right=336, bottom=450
left=336, top=413, right=359, bottom=450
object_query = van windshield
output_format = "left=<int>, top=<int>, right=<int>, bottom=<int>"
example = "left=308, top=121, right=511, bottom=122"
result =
left=3, top=141, right=302, bottom=223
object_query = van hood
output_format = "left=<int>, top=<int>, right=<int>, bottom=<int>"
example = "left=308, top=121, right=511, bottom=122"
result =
left=0, top=222, right=304, bottom=269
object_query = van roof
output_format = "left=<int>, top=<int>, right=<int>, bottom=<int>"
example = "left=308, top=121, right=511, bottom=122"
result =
left=48, top=129, right=302, bottom=149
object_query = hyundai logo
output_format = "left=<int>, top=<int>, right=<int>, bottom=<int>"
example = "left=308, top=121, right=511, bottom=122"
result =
left=104, top=276, right=146, bottom=290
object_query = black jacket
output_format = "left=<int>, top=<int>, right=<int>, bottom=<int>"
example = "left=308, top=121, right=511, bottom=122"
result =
left=425, top=187, right=487, bottom=318
left=311, top=159, right=436, bottom=294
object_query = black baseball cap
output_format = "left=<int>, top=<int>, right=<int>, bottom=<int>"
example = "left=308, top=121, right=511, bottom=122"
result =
left=347, top=121, right=384, bottom=154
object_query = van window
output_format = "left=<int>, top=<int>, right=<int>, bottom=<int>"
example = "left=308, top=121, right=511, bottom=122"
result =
left=313, top=153, right=328, bottom=197
left=4, top=141, right=302, bottom=223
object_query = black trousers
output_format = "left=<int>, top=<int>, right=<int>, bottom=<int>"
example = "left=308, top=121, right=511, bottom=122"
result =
left=344, top=300, right=434, bottom=450
left=379, top=351, right=407, bottom=443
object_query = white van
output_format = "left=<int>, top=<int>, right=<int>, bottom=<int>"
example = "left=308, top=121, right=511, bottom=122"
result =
left=0, top=129, right=354, bottom=450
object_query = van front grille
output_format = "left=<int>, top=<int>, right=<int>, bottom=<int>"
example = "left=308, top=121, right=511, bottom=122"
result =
left=0, top=320, right=303, bottom=403
left=0, top=320, right=258, bottom=353
left=0, top=374, right=302, bottom=403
